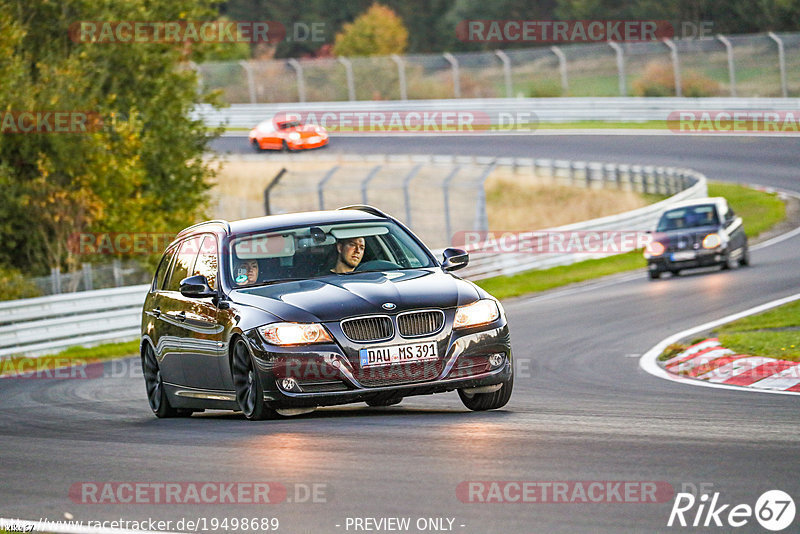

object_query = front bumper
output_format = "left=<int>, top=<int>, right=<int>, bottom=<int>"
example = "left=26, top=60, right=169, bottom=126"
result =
left=647, top=248, right=726, bottom=272
left=288, top=136, right=329, bottom=150
left=244, top=321, right=513, bottom=408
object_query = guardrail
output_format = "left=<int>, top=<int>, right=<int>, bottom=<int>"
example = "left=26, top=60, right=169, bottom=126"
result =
left=456, top=160, right=707, bottom=278
left=0, top=285, right=148, bottom=358
left=1, top=155, right=706, bottom=358
left=196, top=97, right=800, bottom=129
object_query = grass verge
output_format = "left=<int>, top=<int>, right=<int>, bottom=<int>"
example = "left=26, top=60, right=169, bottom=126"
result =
left=658, top=300, right=800, bottom=363
left=477, top=182, right=786, bottom=300
left=0, top=340, right=139, bottom=376
left=706, top=182, right=785, bottom=237
left=477, top=251, right=645, bottom=299
left=716, top=300, right=800, bottom=362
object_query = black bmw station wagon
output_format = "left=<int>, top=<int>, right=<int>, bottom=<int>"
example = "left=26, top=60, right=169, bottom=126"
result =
left=140, top=206, right=513, bottom=420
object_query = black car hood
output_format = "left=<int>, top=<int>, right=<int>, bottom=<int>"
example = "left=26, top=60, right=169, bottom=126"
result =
left=230, top=269, right=481, bottom=323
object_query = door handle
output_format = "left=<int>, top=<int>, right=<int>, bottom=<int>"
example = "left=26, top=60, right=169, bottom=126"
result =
left=152, top=307, right=161, bottom=318
left=176, top=311, right=186, bottom=322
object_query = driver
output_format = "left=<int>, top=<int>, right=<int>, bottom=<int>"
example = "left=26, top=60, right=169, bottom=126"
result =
left=332, top=237, right=365, bottom=273
left=234, top=259, right=259, bottom=284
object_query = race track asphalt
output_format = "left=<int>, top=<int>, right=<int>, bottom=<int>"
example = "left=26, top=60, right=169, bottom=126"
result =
left=1, top=133, right=798, bottom=533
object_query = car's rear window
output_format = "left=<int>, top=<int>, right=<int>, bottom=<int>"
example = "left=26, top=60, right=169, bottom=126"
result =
left=227, top=221, right=434, bottom=288
left=656, top=204, right=719, bottom=232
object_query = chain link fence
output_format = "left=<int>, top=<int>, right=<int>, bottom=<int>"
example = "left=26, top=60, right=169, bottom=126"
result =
left=31, top=259, right=153, bottom=297
left=196, top=32, right=800, bottom=103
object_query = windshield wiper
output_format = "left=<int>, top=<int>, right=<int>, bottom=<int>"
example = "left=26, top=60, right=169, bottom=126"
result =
left=248, top=278, right=305, bottom=287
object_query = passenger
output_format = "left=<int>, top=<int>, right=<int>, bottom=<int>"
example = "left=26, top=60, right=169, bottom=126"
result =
left=234, top=259, right=259, bottom=284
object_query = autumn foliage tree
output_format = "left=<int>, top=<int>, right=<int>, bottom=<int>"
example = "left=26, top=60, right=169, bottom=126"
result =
left=0, top=0, right=223, bottom=278
left=332, top=3, right=408, bottom=57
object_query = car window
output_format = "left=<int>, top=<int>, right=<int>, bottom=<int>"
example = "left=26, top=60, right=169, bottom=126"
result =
left=228, top=221, right=434, bottom=287
left=193, top=235, right=219, bottom=290
left=656, top=204, right=719, bottom=232
left=165, top=236, right=202, bottom=292
left=153, top=246, right=177, bottom=291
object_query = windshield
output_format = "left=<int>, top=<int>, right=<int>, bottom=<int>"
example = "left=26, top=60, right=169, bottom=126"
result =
left=278, top=120, right=302, bottom=129
left=227, top=220, right=435, bottom=288
left=656, top=204, right=719, bottom=232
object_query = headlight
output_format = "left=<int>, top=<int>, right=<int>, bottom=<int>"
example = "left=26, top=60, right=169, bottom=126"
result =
left=702, top=233, right=722, bottom=249
left=454, top=299, right=500, bottom=329
left=288, top=132, right=301, bottom=141
left=644, top=241, right=665, bottom=258
left=260, top=323, right=333, bottom=346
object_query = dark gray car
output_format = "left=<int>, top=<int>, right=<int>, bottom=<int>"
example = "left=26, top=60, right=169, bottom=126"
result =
left=644, top=197, right=749, bottom=279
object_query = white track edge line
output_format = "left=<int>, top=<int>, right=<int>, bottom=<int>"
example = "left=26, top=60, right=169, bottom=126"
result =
left=638, top=292, right=800, bottom=395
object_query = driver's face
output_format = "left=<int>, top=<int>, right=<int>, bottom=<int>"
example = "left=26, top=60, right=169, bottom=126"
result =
left=338, top=238, right=365, bottom=269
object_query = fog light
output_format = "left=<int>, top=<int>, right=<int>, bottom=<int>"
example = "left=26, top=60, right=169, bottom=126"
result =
left=489, top=353, right=504, bottom=368
left=281, top=378, right=298, bottom=391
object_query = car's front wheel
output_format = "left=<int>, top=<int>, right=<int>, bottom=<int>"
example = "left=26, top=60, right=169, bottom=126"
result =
left=232, top=338, right=277, bottom=421
left=458, top=373, right=513, bottom=411
left=141, top=344, right=190, bottom=418
left=738, top=245, right=750, bottom=267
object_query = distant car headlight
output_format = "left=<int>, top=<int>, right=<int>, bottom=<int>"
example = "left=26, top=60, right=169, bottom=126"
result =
left=702, top=233, right=722, bottom=249
left=288, top=132, right=301, bottom=141
left=454, top=299, right=500, bottom=329
left=644, top=241, right=665, bottom=258
left=260, top=323, right=333, bottom=346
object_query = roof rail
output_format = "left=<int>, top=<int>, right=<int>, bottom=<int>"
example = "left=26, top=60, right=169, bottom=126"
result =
left=337, top=205, right=389, bottom=218
left=176, top=219, right=231, bottom=237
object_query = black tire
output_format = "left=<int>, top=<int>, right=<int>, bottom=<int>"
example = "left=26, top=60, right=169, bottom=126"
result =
left=670, top=270, right=681, bottom=277
left=281, top=140, right=292, bottom=152
left=251, top=139, right=264, bottom=152
left=141, top=343, right=187, bottom=418
left=648, top=270, right=661, bottom=280
left=738, top=246, right=750, bottom=267
left=231, top=338, right=277, bottom=421
left=721, top=252, right=736, bottom=270
left=458, top=372, right=513, bottom=411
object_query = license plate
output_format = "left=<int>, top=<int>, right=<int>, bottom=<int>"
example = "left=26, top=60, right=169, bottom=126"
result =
left=359, top=342, right=438, bottom=367
left=671, top=251, right=696, bottom=261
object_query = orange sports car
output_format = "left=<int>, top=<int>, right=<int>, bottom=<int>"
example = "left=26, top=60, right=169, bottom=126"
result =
left=249, top=115, right=329, bottom=151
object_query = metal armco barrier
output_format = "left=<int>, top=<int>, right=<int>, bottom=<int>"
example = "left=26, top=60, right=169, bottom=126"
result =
left=194, top=97, right=800, bottom=129
left=0, top=285, right=149, bottom=358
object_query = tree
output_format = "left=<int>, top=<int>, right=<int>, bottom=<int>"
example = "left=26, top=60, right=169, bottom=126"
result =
left=333, top=3, right=408, bottom=57
left=0, top=0, right=223, bottom=275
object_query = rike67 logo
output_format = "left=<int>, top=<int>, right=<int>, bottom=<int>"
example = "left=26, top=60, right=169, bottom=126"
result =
left=668, top=489, right=795, bottom=531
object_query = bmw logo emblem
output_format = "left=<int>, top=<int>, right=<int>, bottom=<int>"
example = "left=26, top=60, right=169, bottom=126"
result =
left=382, top=302, right=396, bottom=310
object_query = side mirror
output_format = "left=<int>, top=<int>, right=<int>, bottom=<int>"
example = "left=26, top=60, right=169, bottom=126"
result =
left=442, top=248, right=469, bottom=272
left=180, top=275, right=216, bottom=298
